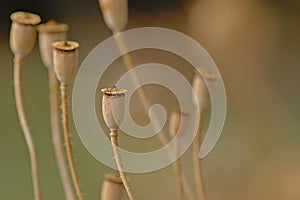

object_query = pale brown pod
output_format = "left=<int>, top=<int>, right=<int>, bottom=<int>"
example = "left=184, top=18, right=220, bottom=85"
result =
left=52, top=41, right=79, bottom=84
left=101, top=174, right=124, bottom=200
left=98, top=0, right=128, bottom=32
left=169, top=109, right=189, bottom=137
left=101, top=86, right=127, bottom=131
left=192, top=69, right=218, bottom=109
left=10, top=11, right=41, bottom=58
left=37, top=20, right=68, bottom=70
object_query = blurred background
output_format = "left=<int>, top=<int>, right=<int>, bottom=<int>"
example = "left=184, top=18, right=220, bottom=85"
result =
left=1, top=0, right=300, bottom=199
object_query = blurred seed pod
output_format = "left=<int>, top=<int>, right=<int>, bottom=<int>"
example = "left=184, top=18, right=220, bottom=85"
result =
left=169, top=108, right=189, bottom=137
left=52, top=41, right=79, bottom=84
left=99, top=0, right=128, bottom=32
left=101, top=86, right=127, bottom=131
left=192, top=69, right=218, bottom=109
left=101, top=174, right=124, bottom=200
left=10, top=11, right=41, bottom=58
left=37, top=20, right=68, bottom=70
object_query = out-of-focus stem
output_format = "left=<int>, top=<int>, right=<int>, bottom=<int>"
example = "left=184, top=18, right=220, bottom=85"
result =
left=60, top=83, right=84, bottom=200
left=110, top=130, right=135, bottom=200
left=112, top=31, right=196, bottom=200
left=14, top=55, right=41, bottom=200
left=193, top=110, right=206, bottom=200
left=174, top=141, right=184, bottom=200
left=49, top=71, right=75, bottom=200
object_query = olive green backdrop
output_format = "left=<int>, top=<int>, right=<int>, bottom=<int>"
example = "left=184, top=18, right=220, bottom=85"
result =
left=1, top=0, right=300, bottom=199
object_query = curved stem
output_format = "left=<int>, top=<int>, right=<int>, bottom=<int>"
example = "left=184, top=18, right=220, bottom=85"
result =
left=193, top=110, right=206, bottom=200
left=174, top=142, right=184, bottom=200
left=113, top=31, right=196, bottom=200
left=110, top=130, right=135, bottom=200
left=13, top=56, right=42, bottom=200
left=60, top=83, right=84, bottom=200
left=49, top=71, right=75, bottom=200
left=112, top=31, right=167, bottom=144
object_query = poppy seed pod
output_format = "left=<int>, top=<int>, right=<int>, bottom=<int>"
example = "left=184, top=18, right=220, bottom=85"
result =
left=101, top=86, right=127, bottom=131
left=101, top=174, right=124, bottom=200
left=99, top=0, right=128, bottom=32
left=37, top=20, right=68, bottom=70
left=192, top=70, right=218, bottom=109
left=169, top=109, right=189, bottom=137
left=10, top=11, right=41, bottom=58
left=52, top=41, right=79, bottom=84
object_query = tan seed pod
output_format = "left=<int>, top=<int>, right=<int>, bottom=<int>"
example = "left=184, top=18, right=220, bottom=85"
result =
left=169, top=109, right=189, bottom=137
left=101, top=86, right=127, bottom=131
left=10, top=11, right=41, bottom=58
left=192, top=69, right=218, bottom=109
left=99, top=0, right=128, bottom=32
left=37, top=20, right=68, bottom=70
left=52, top=41, right=79, bottom=84
left=101, top=174, right=124, bottom=200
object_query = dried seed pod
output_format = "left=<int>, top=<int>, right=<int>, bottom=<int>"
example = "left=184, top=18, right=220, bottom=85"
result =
left=10, top=11, right=41, bottom=58
left=99, top=0, right=128, bottom=32
left=169, top=109, right=189, bottom=137
left=192, top=69, right=218, bottom=109
left=52, top=41, right=79, bottom=84
left=37, top=20, right=68, bottom=70
left=101, top=86, right=127, bottom=131
left=101, top=174, right=124, bottom=200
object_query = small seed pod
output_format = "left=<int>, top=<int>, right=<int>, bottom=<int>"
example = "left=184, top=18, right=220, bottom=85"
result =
left=192, top=69, right=218, bottom=109
left=10, top=11, right=41, bottom=58
left=101, top=174, right=124, bottom=200
left=169, top=109, right=189, bottom=137
left=101, top=86, right=127, bottom=131
left=37, top=20, right=68, bottom=70
left=52, top=41, right=79, bottom=84
left=99, top=0, right=128, bottom=32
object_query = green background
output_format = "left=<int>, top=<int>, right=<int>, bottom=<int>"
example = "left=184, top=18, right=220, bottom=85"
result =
left=1, top=0, right=300, bottom=199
